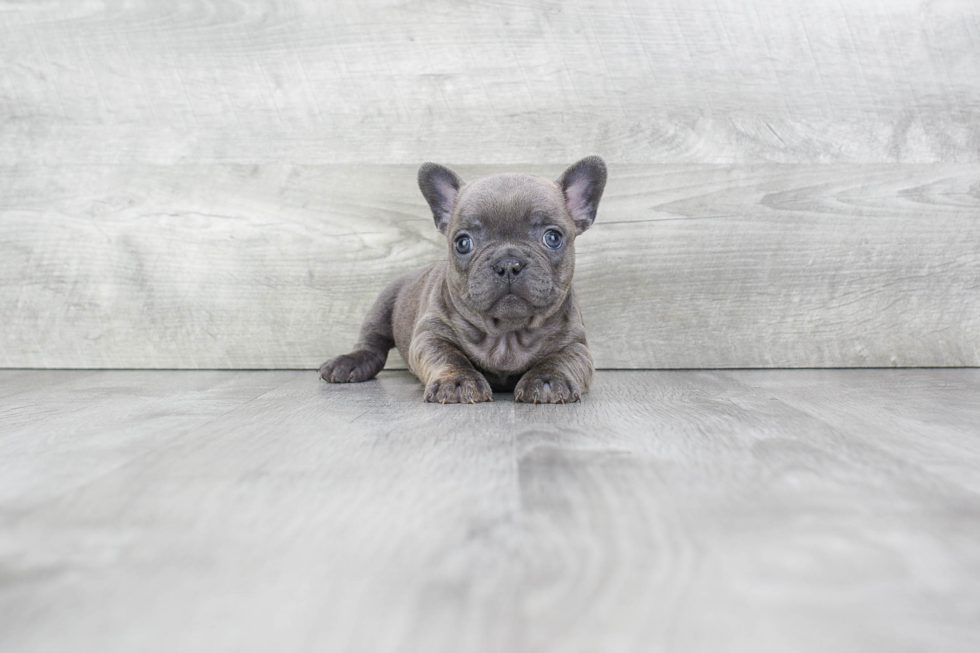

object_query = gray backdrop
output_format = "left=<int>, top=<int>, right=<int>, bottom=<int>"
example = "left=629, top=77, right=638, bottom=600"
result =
left=2, top=0, right=978, bottom=369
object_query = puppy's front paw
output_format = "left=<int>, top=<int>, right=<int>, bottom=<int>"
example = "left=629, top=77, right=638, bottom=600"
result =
left=514, top=368, right=582, bottom=404
left=319, top=350, right=383, bottom=383
left=424, top=369, right=493, bottom=404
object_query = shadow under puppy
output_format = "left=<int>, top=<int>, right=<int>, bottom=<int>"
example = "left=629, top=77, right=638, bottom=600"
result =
left=320, top=156, right=607, bottom=404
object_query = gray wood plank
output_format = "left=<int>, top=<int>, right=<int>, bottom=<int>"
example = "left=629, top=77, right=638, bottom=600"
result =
left=0, top=370, right=299, bottom=508
left=717, top=368, right=980, bottom=493
left=1, top=369, right=979, bottom=653
left=513, top=370, right=980, bottom=652
left=3, top=0, right=979, bottom=369
left=2, top=164, right=977, bottom=368
left=0, top=0, right=978, bottom=165
left=0, top=371, right=523, bottom=653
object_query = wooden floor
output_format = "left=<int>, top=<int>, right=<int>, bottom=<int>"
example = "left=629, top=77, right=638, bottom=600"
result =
left=1, top=369, right=979, bottom=653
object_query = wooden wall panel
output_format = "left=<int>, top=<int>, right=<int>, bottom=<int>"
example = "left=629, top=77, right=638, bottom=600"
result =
left=1, top=0, right=978, bottom=368
left=0, top=0, right=978, bottom=165
left=2, top=164, right=977, bottom=369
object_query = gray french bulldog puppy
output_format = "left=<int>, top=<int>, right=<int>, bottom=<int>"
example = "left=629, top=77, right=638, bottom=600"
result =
left=319, top=156, right=607, bottom=404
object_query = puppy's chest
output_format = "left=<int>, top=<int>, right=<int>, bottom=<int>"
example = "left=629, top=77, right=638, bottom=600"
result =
left=464, top=330, right=543, bottom=374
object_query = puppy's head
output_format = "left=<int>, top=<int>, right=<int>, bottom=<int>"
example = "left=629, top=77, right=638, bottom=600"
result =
left=418, top=156, right=606, bottom=329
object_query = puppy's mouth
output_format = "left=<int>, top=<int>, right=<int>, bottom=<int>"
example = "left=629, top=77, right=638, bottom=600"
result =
left=481, top=290, right=533, bottom=321
left=462, top=254, right=560, bottom=323
left=492, top=291, right=530, bottom=310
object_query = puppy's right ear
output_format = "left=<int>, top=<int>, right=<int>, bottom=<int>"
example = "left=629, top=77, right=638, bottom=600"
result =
left=556, top=155, right=607, bottom=235
left=418, top=163, right=464, bottom=234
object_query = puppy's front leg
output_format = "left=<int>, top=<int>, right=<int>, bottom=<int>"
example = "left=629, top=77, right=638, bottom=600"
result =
left=409, top=329, right=492, bottom=404
left=320, top=276, right=403, bottom=383
left=515, top=342, right=594, bottom=404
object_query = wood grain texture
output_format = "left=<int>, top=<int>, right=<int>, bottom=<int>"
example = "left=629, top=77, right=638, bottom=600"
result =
left=1, top=369, right=979, bottom=652
left=0, top=0, right=978, bottom=165
left=0, top=370, right=297, bottom=507
left=2, top=0, right=978, bottom=368
left=2, top=163, right=977, bottom=368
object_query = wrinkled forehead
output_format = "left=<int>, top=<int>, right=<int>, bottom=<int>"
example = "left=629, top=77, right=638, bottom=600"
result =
left=452, top=173, right=568, bottom=231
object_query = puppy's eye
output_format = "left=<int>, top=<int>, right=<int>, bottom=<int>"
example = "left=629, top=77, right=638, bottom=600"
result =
left=454, top=235, right=473, bottom=255
left=542, top=229, right=563, bottom=249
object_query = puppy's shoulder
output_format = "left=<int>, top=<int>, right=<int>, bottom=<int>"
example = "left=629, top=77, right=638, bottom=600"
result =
left=395, top=260, right=445, bottom=301
left=391, top=261, right=448, bottom=341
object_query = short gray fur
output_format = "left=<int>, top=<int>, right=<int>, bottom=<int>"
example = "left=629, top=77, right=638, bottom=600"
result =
left=2, top=369, right=979, bottom=653
left=320, top=158, right=607, bottom=403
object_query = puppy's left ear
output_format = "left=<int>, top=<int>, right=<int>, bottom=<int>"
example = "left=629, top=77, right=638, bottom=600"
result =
left=418, top=162, right=465, bottom=235
left=556, top=156, right=607, bottom=234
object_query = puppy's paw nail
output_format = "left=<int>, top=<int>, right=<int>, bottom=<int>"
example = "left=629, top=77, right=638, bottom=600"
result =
left=515, top=370, right=582, bottom=404
left=428, top=370, right=492, bottom=404
left=319, top=351, right=383, bottom=385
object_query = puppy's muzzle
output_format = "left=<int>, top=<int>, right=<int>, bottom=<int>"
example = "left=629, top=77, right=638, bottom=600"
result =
left=492, top=256, right=526, bottom=281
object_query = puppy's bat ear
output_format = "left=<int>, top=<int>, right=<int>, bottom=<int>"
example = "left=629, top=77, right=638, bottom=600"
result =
left=556, top=156, right=607, bottom=234
left=418, top=162, right=464, bottom=235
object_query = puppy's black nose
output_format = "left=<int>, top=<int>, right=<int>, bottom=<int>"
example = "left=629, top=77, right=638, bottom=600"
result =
left=493, top=257, right=525, bottom=279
